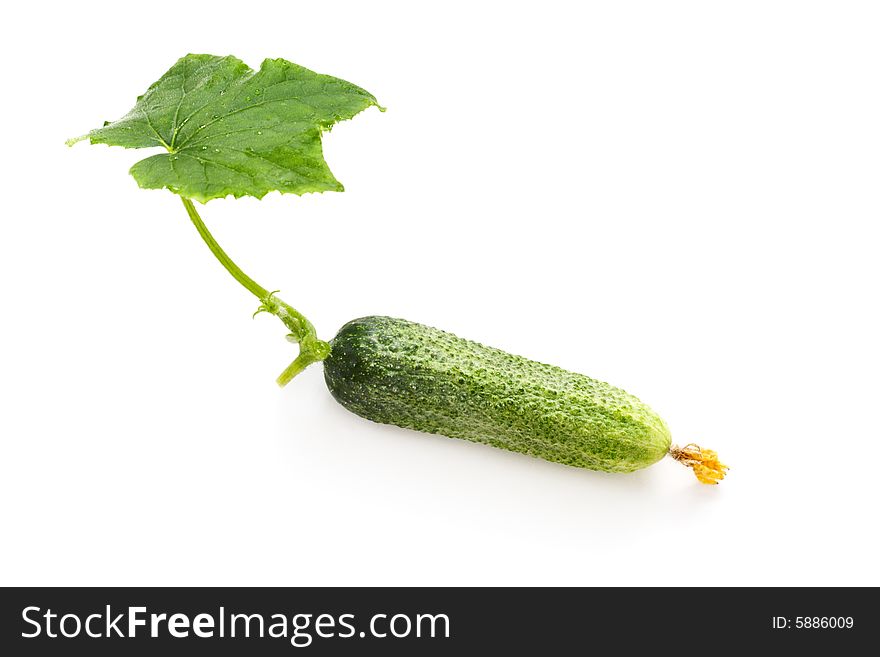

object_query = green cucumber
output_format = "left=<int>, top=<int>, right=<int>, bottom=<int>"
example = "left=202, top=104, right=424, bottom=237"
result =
left=324, top=316, right=674, bottom=474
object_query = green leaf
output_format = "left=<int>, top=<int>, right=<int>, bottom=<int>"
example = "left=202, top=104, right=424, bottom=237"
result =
left=69, top=54, right=382, bottom=202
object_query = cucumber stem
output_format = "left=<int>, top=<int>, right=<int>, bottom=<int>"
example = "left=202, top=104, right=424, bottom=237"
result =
left=180, top=197, right=329, bottom=385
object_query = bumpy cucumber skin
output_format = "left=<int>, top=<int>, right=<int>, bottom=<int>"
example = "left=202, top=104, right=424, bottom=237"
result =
left=323, top=316, right=671, bottom=473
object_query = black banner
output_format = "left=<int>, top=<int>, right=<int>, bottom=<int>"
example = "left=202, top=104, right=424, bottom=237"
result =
left=0, top=587, right=872, bottom=654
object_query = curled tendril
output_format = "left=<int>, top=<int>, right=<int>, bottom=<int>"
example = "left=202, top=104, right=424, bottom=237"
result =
left=253, top=290, right=282, bottom=319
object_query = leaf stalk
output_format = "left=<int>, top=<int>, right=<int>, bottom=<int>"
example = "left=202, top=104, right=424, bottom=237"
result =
left=180, top=197, right=328, bottom=385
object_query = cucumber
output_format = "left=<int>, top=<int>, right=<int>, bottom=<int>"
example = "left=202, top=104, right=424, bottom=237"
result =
left=323, top=316, right=673, bottom=473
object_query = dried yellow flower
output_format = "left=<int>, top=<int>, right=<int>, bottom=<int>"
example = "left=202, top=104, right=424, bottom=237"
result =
left=669, top=444, right=728, bottom=484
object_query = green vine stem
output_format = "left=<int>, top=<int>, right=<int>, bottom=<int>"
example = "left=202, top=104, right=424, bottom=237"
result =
left=180, top=197, right=329, bottom=386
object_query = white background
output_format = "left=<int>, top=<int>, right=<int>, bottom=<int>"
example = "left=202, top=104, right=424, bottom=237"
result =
left=1, top=1, right=878, bottom=586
